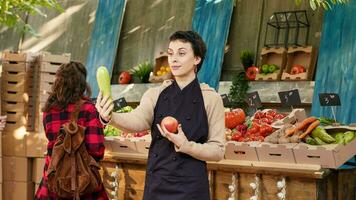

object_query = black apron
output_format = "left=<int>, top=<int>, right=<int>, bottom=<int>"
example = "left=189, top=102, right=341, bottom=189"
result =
left=142, top=78, right=210, bottom=200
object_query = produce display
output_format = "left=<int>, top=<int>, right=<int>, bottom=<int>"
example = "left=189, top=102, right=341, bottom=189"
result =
left=225, top=109, right=287, bottom=142
left=104, top=105, right=150, bottom=138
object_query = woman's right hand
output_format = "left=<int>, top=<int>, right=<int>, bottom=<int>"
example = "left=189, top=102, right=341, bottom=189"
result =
left=95, top=91, right=114, bottom=122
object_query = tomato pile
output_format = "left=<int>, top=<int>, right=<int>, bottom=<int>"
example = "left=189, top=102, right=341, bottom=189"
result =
left=226, top=109, right=287, bottom=142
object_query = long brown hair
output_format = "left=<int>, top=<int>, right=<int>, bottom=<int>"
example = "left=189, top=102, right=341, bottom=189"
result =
left=43, top=61, right=92, bottom=112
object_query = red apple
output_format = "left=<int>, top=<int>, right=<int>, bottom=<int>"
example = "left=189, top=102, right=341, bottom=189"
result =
left=118, top=71, right=131, bottom=84
left=161, top=116, right=178, bottom=133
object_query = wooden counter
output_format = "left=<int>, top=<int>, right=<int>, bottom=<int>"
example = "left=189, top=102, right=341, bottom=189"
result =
left=100, top=152, right=355, bottom=200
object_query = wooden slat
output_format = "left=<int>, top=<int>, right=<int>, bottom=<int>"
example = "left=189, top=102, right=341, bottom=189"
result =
left=311, top=1, right=356, bottom=124
left=192, top=0, right=234, bottom=89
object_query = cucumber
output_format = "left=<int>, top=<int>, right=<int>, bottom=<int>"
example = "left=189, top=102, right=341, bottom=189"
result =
left=96, top=66, right=112, bottom=98
left=314, top=136, right=327, bottom=145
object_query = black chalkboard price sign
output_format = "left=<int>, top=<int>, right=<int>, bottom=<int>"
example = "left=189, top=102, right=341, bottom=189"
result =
left=113, top=97, right=128, bottom=110
left=246, top=91, right=262, bottom=109
left=319, top=93, right=341, bottom=106
left=220, top=94, right=230, bottom=107
left=278, top=89, right=301, bottom=107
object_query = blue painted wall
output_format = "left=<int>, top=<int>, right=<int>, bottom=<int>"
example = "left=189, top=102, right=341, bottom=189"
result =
left=86, top=0, right=126, bottom=97
left=192, top=0, right=234, bottom=90
left=311, top=2, right=356, bottom=124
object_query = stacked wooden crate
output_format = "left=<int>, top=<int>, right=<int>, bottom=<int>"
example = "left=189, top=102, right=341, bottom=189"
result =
left=1, top=51, right=37, bottom=200
left=26, top=52, right=70, bottom=158
left=28, top=52, right=70, bottom=197
left=1, top=51, right=70, bottom=199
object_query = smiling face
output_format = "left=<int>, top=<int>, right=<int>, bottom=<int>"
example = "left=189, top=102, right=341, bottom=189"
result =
left=167, top=40, right=201, bottom=78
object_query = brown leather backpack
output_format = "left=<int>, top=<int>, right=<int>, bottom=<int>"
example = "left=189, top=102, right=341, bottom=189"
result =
left=47, top=100, right=103, bottom=199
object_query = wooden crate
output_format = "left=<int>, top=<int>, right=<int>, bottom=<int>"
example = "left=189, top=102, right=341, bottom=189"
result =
left=1, top=62, right=33, bottom=73
left=38, top=51, right=70, bottom=64
left=149, top=52, right=172, bottom=83
left=1, top=110, right=28, bottom=130
left=281, top=46, right=317, bottom=81
left=1, top=90, right=31, bottom=103
left=1, top=101, right=30, bottom=113
left=2, top=51, right=37, bottom=63
left=255, top=47, right=287, bottom=81
left=256, top=142, right=297, bottom=163
left=39, top=62, right=61, bottom=73
left=225, top=141, right=259, bottom=161
left=100, top=162, right=146, bottom=200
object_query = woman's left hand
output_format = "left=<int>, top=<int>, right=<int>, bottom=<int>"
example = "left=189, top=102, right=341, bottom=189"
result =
left=156, top=124, right=187, bottom=148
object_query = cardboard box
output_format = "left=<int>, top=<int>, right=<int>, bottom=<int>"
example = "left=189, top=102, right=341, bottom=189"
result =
left=3, top=157, right=32, bottom=182
left=225, top=141, right=259, bottom=161
left=104, top=137, right=137, bottom=154
left=26, top=132, right=47, bottom=158
left=293, top=126, right=356, bottom=168
left=3, top=181, right=34, bottom=200
left=2, top=130, right=27, bottom=157
left=32, top=158, right=45, bottom=184
left=136, top=141, right=150, bottom=154
left=256, top=142, right=297, bottom=163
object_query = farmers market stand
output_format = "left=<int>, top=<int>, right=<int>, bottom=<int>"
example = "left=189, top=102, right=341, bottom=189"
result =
left=100, top=151, right=356, bottom=200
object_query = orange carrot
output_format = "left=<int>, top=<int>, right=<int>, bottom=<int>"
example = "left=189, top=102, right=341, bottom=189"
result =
left=296, top=117, right=317, bottom=131
left=284, top=117, right=317, bottom=137
left=284, top=127, right=296, bottom=137
left=299, top=120, right=320, bottom=139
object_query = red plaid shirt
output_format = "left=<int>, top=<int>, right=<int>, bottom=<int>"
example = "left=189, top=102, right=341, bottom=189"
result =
left=35, top=100, right=108, bottom=200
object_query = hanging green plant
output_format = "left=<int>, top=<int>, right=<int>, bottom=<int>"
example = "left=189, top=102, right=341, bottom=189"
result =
left=228, top=70, right=249, bottom=111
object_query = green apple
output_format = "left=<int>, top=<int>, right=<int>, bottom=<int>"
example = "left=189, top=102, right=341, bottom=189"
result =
left=268, top=64, right=278, bottom=73
left=261, top=64, right=269, bottom=74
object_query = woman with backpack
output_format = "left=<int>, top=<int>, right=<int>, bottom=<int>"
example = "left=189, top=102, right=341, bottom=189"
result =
left=96, top=31, right=225, bottom=200
left=35, top=61, right=108, bottom=200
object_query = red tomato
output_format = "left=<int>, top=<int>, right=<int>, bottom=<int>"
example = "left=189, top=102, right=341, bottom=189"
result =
left=274, top=114, right=286, bottom=120
left=246, top=66, right=259, bottom=80
left=254, top=111, right=265, bottom=119
left=266, top=110, right=276, bottom=117
left=232, top=108, right=246, bottom=125
left=257, top=136, right=265, bottom=142
left=118, top=71, right=132, bottom=84
left=258, top=118, right=269, bottom=125
left=225, top=112, right=239, bottom=129
left=266, top=126, right=273, bottom=134
left=231, top=134, right=242, bottom=142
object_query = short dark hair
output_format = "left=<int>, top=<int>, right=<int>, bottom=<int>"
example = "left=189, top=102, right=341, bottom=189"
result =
left=169, top=31, right=206, bottom=72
